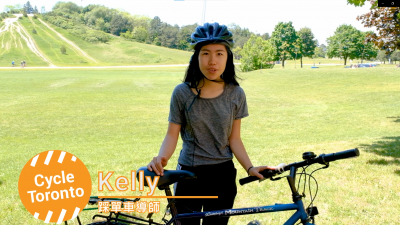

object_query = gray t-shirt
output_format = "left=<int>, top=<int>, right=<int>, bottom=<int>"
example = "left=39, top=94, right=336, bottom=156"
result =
left=168, top=82, right=249, bottom=166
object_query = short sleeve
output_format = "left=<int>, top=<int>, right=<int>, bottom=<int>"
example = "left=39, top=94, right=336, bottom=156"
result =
left=234, top=87, right=249, bottom=120
left=168, top=85, right=184, bottom=125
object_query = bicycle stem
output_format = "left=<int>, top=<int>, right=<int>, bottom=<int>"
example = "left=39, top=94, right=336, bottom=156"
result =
left=287, top=166, right=303, bottom=203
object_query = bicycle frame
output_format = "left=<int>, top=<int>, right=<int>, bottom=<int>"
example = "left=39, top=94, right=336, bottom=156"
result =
left=166, top=166, right=315, bottom=225
left=168, top=199, right=312, bottom=225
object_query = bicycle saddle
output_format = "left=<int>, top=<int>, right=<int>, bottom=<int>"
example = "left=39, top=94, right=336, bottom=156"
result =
left=136, top=167, right=196, bottom=188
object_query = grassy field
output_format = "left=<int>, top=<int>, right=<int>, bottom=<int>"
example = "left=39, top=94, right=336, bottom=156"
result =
left=1, top=66, right=399, bottom=224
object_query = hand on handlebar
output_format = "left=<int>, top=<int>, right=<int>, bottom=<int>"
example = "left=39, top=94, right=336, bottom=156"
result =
left=248, top=166, right=276, bottom=179
left=147, top=156, right=168, bottom=176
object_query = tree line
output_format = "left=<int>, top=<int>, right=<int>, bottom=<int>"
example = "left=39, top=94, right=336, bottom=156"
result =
left=3, top=1, right=399, bottom=68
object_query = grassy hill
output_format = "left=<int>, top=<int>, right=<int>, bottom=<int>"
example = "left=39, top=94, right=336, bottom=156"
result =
left=0, top=15, right=193, bottom=67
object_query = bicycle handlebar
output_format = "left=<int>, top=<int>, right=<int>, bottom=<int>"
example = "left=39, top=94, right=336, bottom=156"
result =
left=239, top=148, right=360, bottom=186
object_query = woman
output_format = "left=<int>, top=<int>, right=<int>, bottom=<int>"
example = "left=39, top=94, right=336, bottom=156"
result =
left=148, top=22, right=274, bottom=225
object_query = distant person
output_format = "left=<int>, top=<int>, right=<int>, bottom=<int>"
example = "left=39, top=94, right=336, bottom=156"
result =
left=23, top=60, right=26, bottom=67
left=12, top=61, right=14, bottom=67
left=21, top=61, right=24, bottom=68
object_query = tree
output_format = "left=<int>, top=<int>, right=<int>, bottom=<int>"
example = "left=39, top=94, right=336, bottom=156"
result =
left=32, top=28, right=37, bottom=34
left=391, top=50, right=400, bottom=64
left=149, top=16, right=163, bottom=43
left=296, top=27, right=317, bottom=68
left=260, top=32, right=270, bottom=40
left=348, top=0, right=400, bottom=53
left=176, top=24, right=197, bottom=50
left=228, top=23, right=252, bottom=48
left=232, top=46, right=242, bottom=60
left=132, top=26, right=148, bottom=43
left=270, top=21, right=298, bottom=68
left=240, top=35, right=275, bottom=72
left=60, top=45, right=67, bottom=54
left=359, top=31, right=378, bottom=62
left=376, top=50, right=389, bottom=64
left=110, top=13, right=128, bottom=36
left=327, top=24, right=366, bottom=65
left=41, top=6, right=45, bottom=14
left=158, top=24, right=179, bottom=48
left=24, top=1, right=34, bottom=14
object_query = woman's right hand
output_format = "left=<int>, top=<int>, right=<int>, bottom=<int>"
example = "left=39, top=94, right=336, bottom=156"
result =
left=147, top=156, right=168, bottom=176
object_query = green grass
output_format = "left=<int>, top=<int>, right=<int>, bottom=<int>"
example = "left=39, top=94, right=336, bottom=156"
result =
left=1, top=66, right=400, bottom=224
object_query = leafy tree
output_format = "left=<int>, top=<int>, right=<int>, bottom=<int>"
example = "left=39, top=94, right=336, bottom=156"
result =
left=176, top=23, right=198, bottom=50
left=34, top=6, right=38, bottom=14
left=240, top=35, right=275, bottom=71
left=24, top=1, right=34, bottom=14
left=110, top=13, right=128, bottom=36
left=296, top=27, right=317, bottom=68
left=149, top=16, right=163, bottom=43
left=270, top=21, right=298, bottom=68
left=260, top=32, right=270, bottom=40
left=228, top=23, right=253, bottom=48
left=313, top=43, right=327, bottom=58
left=359, top=31, right=378, bottom=62
left=41, top=6, right=45, bottom=14
left=391, top=50, right=400, bottom=64
left=158, top=24, right=179, bottom=48
left=327, top=24, right=365, bottom=65
left=348, top=0, right=400, bottom=53
left=132, top=26, right=148, bottom=43
left=376, top=50, right=389, bottom=64
left=232, top=46, right=242, bottom=60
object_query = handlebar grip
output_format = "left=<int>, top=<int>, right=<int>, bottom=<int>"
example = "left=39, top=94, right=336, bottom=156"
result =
left=239, top=175, right=259, bottom=186
left=320, top=148, right=360, bottom=163
left=239, top=170, right=276, bottom=186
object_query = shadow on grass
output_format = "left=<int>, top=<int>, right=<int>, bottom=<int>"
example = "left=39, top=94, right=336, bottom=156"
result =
left=387, top=116, right=400, bottom=123
left=360, top=136, right=400, bottom=175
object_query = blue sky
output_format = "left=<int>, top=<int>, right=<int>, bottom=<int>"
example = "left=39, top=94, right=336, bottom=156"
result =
left=1, top=0, right=374, bottom=45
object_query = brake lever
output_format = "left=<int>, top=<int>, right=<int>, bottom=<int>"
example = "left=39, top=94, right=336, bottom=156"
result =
left=258, top=163, right=287, bottom=183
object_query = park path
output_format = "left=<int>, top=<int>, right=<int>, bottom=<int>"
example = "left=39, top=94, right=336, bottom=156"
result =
left=37, top=18, right=98, bottom=63
left=0, top=15, right=56, bottom=67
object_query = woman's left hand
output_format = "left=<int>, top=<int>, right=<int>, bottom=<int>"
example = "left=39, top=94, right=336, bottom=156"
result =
left=248, top=166, right=276, bottom=179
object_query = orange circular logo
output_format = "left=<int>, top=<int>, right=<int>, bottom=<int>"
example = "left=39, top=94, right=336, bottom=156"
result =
left=18, top=150, right=91, bottom=223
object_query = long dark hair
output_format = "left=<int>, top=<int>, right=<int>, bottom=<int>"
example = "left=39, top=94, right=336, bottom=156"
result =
left=183, top=41, right=241, bottom=89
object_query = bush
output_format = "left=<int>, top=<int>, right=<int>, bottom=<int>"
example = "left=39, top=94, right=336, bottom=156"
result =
left=81, top=30, right=111, bottom=43
left=60, top=45, right=67, bottom=54
left=32, top=28, right=37, bottom=34
left=33, top=15, right=38, bottom=19
left=23, top=13, right=28, bottom=17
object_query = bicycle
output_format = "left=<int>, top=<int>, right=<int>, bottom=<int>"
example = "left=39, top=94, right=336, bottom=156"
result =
left=72, top=148, right=359, bottom=225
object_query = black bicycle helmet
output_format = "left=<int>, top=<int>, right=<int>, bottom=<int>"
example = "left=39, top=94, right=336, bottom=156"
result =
left=190, top=22, right=234, bottom=49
